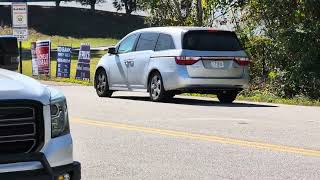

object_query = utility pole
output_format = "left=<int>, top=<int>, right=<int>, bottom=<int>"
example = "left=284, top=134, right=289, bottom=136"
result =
left=19, top=41, right=22, bottom=73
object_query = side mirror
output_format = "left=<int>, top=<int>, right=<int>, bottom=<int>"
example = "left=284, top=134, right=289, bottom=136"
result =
left=108, top=47, right=117, bottom=55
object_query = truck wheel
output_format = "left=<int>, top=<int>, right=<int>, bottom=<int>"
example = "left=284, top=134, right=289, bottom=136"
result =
left=95, top=69, right=113, bottom=97
left=149, top=72, right=169, bottom=102
left=217, top=91, right=238, bottom=103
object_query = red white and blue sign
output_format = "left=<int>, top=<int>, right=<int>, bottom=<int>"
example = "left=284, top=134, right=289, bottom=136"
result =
left=75, top=44, right=91, bottom=81
left=36, top=40, right=51, bottom=76
left=56, top=46, right=72, bottom=78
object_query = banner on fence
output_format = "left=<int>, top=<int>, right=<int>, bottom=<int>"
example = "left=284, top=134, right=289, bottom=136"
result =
left=75, top=44, right=91, bottom=81
left=36, top=40, right=51, bottom=76
left=56, top=46, right=72, bottom=78
left=31, top=42, right=38, bottom=76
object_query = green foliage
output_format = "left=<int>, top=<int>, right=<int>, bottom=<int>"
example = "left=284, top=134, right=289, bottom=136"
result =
left=238, top=0, right=320, bottom=100
left=141, top=0, right=216, bottom=26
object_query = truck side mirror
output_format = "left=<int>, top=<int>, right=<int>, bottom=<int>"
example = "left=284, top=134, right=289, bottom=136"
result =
left=0, top=36, right=19, bottom=71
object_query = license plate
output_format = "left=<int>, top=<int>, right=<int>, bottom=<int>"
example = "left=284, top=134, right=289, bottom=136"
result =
left=210, top=61, right=224, bottom=68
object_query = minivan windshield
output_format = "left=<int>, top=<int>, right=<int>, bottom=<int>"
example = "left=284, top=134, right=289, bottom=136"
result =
left=182, top=31, right=243, bottom=51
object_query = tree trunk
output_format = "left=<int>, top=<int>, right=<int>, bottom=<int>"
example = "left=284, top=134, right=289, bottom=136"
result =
left=90, top=3, right=95, bottom=11
left=196, top=0, right=203, bottom=26
left=124, top=2, right=130, bottom=14
left=172, top=0, right=183, bottom=21
left=56, top=0, right=61, bottom=7
left=181, top=0, right=192, bottom=19
left=124, top=0, right=134, bottom=15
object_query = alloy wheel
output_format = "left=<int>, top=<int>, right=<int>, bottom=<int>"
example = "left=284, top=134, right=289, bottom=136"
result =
left=96, top=73, right=107, bottom=95
left=150, top=75, right=161, bottom=99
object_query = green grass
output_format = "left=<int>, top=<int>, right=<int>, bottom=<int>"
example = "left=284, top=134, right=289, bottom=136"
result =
left=237, top=93, right=320, bottom=106
left=1, top=27, right=118, bottom=49
left=22, top=29, right=119, bottom=49
left=22, top=31, right=118, bottom=49
left=184, top=92, right=320, bottom=106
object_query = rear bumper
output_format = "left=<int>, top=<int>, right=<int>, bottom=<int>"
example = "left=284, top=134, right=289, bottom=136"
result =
left=162, top=70, right=249, bottom=92
left=0, top=153, right=81, bottom=180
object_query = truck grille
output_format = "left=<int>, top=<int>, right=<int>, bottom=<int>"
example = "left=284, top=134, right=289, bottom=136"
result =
left=0, top=101, right=44, bottom=154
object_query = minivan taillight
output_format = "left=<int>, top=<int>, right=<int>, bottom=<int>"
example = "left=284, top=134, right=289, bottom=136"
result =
left=234, top=57, right=250, bottom=66
left=175, top=56, right=201, bottom=65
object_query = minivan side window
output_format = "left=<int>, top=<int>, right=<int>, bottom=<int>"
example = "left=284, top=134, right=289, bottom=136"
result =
left=118, top=34, right=137, bottom=54
left=155, top=34, right=175, bottom=51
left=135, top=33, right=159, bottom=51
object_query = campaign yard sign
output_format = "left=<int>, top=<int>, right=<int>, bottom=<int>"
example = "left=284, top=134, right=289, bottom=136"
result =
left=56, top=46, right=72, bottom=78
left=31, top=42, right=38, bottom=76
left=36, top=40, right=51, bottom=76
left=75, top=44, right=91, bottom=81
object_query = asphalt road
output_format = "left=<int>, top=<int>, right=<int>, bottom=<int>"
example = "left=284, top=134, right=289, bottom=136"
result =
left=52, top=84, right=320, bottom=180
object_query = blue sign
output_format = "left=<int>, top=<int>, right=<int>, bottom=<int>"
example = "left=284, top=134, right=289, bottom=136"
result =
left=56, top=46, right=72, bottom=78
left=75, top=44, right=91, bottom=81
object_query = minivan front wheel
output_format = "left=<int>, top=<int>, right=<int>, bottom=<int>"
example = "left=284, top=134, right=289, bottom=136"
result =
left=95, top=69, right=113, bottom=97
left=217, top=91, right=238, bottom=103
left=149, top=72, right=170, bottom=102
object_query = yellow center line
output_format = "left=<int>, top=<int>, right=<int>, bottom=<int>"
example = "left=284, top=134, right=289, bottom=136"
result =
left=71, top=117, right=320, bottom=158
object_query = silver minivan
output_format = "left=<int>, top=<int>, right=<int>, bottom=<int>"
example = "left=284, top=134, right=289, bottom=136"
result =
left=95, top=27, right=249, bottom=103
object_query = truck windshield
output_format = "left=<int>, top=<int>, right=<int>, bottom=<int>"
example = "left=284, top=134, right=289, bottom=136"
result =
left=0, top=36, right=19, bottom=70
left=0, top=36, right=18, bottom=56
left=182, top=31, right=243, bottom=51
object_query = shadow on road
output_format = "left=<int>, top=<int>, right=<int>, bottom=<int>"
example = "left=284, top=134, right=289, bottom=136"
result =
left=112, top=96, right=278, bottom=108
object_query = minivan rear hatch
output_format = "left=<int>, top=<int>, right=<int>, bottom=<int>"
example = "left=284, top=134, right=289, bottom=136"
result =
left=181, top=30, right=248, bottom=78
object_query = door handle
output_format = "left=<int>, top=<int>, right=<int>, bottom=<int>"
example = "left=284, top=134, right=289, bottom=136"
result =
left=124, top=61, right=129, bottom=66
left=129, top=61, right=134, bottom=66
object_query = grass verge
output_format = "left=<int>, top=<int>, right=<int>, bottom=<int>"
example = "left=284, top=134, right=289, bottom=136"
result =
left=0, top=27, right=118, bottom=49
left=184, top=92, right=320, bottom=106
left=237, top=92, right=320, bottom=106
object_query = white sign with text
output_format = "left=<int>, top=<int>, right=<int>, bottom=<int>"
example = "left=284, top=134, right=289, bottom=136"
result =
left=12, top=2, right=28, bottom=41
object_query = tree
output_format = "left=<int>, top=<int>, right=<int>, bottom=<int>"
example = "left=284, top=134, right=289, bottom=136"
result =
left=195, top=0, right=203, bottom=26
left=77, top=0, right=105, bottom=11
left=140, top=0, right=216, bottom=26
left=113, top=0, right=138, bottom=14
left=236, top=0, right=320, bottom=99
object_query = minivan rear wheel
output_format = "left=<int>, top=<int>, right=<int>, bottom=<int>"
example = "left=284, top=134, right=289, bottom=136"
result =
left=149, top=72, right=171, bottom=102
left=95, top=69, right=113, bottom=97
left=217, top=91, right=238, bottom=103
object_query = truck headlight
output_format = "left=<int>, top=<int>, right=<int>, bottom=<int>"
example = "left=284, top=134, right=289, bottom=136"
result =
left=50, top=94, right=70, bottom=138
